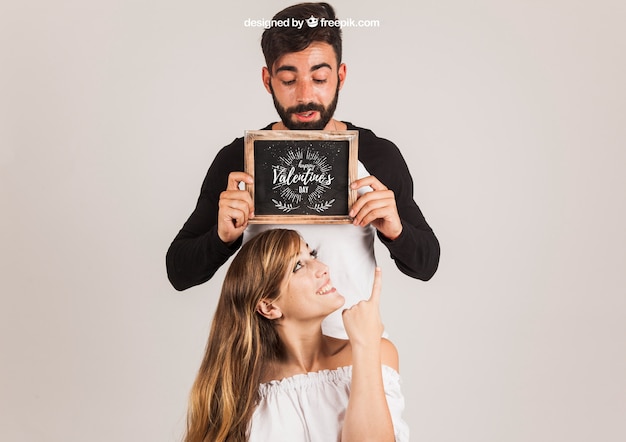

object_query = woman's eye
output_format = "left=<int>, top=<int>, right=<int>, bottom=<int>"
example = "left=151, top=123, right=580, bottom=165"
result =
left=293, top=261, right=303, bottom=272
left=310, top=249, right=318, bottom=259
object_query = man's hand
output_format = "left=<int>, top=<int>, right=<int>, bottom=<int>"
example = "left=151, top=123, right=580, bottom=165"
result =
left=217, top=172, right=254, bottom=245
left=342, top=267, right=384, bottom=349
left=349, top=176, right=403, bottom=240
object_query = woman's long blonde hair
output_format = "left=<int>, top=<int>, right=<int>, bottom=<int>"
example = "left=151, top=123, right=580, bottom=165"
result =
left=184, top=229, right=301, bottom=442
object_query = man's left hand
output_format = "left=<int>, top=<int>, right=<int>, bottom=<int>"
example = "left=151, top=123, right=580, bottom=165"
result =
left=349, top=176, right=403, bottom=240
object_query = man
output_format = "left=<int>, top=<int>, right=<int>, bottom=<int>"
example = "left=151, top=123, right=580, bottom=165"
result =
left=166, top=2, right=439, bottom=338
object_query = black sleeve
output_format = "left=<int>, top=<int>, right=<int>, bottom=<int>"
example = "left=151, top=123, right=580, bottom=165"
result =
left=165, top=139, right=245, bottom=291
left=358, top=129, right=440, bottom=281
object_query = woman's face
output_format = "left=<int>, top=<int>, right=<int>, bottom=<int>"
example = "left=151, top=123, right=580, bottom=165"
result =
left=274, top=239, right=345, bottom=322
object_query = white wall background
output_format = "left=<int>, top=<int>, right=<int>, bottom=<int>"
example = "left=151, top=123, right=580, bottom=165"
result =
left=1, top=1, right=624, bottom=441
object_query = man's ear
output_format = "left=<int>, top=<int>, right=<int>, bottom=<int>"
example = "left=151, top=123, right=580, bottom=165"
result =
left=262, top=66, right=272, bottom=94
left=256, top=299, right=283, bottom=320
left=337, top=62, right=347, bottom=90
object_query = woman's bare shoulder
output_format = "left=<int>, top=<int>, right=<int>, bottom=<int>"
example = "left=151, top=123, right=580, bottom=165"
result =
left=323, top=336, right=399, bottom=372
left=380, top=338, right=399, bottom=372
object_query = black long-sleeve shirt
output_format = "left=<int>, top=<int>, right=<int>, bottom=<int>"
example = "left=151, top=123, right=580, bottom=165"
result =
left=166, top=122, right=440, bottom=292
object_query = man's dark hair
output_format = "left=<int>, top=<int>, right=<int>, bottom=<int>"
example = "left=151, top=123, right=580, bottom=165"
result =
left=261, top=3, right=342, bottom=74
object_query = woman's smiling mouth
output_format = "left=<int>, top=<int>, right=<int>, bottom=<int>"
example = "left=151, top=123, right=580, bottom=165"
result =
left=316, top=281, right=335, bottom=295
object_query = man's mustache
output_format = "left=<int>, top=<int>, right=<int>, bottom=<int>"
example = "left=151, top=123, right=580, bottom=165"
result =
left=286, top=103, right=326, bottom=114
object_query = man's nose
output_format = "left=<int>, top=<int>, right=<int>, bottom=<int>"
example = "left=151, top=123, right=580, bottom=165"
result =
left=295, top=80, right=314, bottom=103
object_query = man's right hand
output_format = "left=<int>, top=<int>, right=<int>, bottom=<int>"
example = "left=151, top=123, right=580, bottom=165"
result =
left=217, top=172, right=254, bottom=245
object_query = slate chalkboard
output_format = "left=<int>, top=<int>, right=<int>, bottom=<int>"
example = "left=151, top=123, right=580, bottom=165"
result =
left=244, top=130, right=358, bottom=224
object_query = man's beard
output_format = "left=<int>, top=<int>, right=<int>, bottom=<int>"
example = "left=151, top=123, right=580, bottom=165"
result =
left=270, top=82, right=340, bottom=130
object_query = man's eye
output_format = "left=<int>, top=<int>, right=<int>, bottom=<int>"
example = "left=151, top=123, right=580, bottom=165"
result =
left=313, top=79, right=327, bottom=84
left=282, top=80, right=295, bottom=86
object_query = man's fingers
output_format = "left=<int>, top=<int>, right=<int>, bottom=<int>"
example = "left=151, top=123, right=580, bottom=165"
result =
left=220, top=190, right=253, bottom=210
left=350, top=192, right=395, bottom=224
left=219, top=192, right=255, bottom=226
left=217, top=174, right=254, bottom=244
left=227, top=208, right=248, bottom=228
left=349, top=175, right=395, bottom=218
left=217, top=202, right=250, bottom=243
left=351, top=175, right=388, bottom=192
left=359, top=207, right=393, bottom=227
left=226, top=171, right=253, bottom=191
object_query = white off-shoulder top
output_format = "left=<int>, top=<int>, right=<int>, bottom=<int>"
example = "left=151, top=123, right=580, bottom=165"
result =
left=248, top=365, right=410, bottom=441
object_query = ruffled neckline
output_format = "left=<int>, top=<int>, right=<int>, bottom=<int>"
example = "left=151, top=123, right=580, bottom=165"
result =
left=258, top=365, right=400, bottom=396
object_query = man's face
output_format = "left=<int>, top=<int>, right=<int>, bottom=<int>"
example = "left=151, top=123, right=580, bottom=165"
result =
left=263, top=42, right=346, bottom=130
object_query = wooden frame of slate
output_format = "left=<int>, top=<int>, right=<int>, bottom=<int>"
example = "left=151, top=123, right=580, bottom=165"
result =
left=244, top=130, right=358, bottom=224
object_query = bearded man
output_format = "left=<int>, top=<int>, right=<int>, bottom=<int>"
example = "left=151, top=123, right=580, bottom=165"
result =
left=166, top=2, right=439, bottom=338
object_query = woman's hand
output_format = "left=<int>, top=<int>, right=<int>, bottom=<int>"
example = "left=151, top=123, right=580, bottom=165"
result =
left=341, top=267, right=395, bottom=442
left=342, top=267, right=384, bottom=349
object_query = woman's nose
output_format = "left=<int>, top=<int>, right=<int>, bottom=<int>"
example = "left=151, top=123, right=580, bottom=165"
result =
left=315, top=261, right=329, bottom=277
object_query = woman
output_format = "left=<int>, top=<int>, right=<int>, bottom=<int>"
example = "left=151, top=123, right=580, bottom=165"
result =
left=184, top=229, right=409, bottom=441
